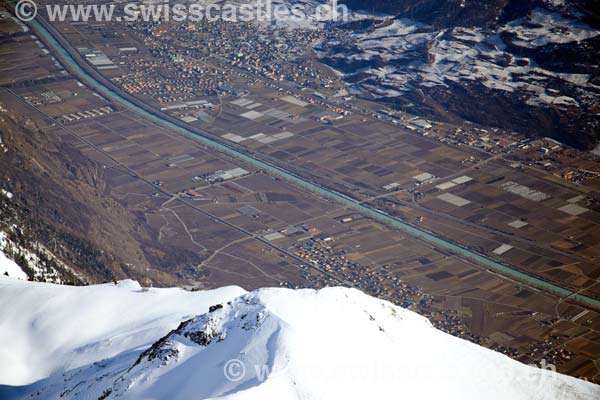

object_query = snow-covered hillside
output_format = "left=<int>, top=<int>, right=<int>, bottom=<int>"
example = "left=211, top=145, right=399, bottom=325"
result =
left=0, top=232, right=28, bottom=280
left=0, top=278, right=598, bottom=399
left=318, top=9, right=599, bottom=103
left=316, top=1, right=600, bottom=148
left=0, top=279, right=245, bottom=387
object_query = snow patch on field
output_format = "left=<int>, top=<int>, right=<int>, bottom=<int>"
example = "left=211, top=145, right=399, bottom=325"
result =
left=1, top=189, right=13, bottom=199
left=504, top=8, right=599, bottom=48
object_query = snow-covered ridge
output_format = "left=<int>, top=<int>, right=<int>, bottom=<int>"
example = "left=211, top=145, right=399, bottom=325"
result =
left=1, top=278, right=598, bottom=399
left=0, top=278, right=246, bottom=387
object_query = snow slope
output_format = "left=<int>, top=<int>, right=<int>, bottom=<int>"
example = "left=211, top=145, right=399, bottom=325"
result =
left=0, top=278, right=245, bottom=386
left=0, top=278, right=598, bottom=399
left=0, top=233, right=28, bottom=280
left=0, top=190, right=27, bottom=280
left=319, top=12, right=599, bottom=100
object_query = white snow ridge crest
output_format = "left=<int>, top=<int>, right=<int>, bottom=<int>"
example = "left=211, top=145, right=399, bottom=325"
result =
left=0, top=278, right=598, bottom=399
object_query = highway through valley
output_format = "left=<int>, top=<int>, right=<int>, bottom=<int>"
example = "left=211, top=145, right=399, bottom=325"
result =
left=19, top=11, right=600, bottom=309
